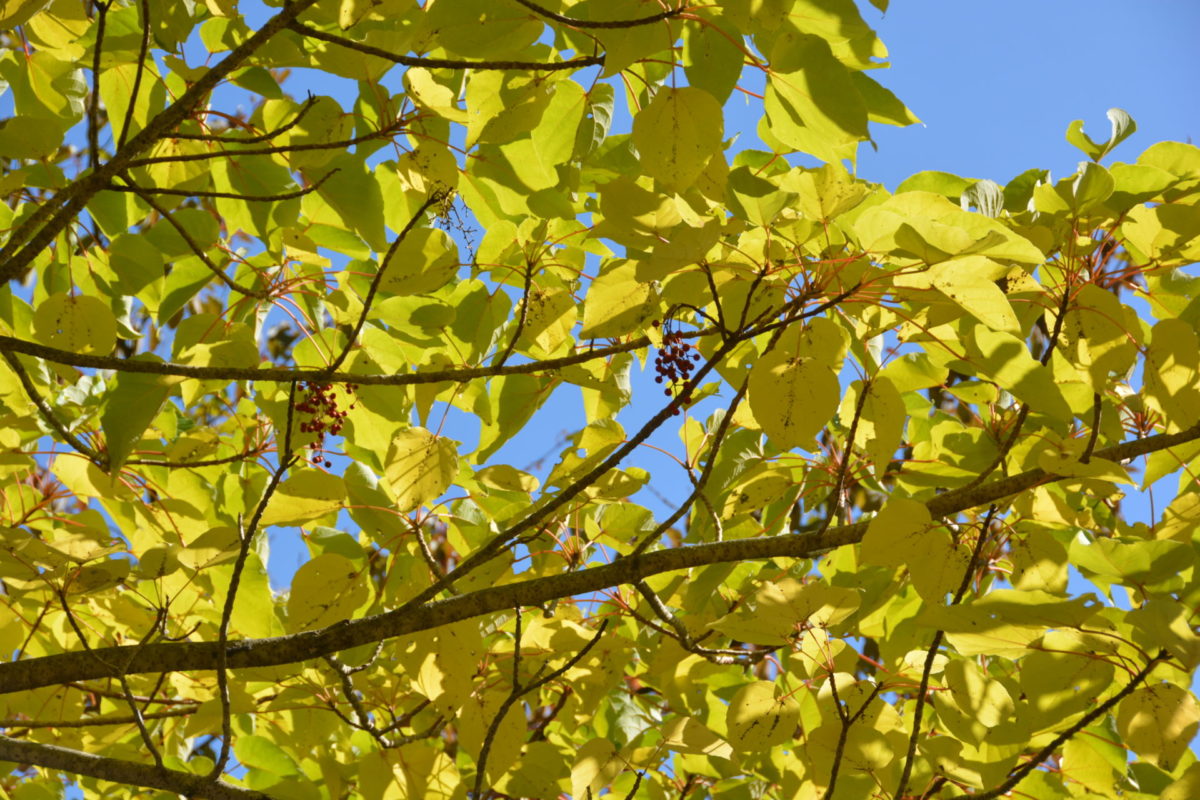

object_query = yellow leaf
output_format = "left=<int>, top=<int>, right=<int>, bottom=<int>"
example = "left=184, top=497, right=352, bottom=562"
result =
left=33, top=292, right=117, bottom=355
left=259, top=470, right=346, bottom=526
left=708, top=578, right=859, bottom=644
left=379, top=227, right=460, bottom=296
left=633, top=87, right=724, bottom=191
left=861, top=498, right=933, bottom=567
left=571, top=739, right=624, bottom=800
left=1117, top=683, right=1200, bottom=771
left=579, top=258, right=662, bottom=339
left=748, top=346, right=839, bottom=451
left=968, top=327, right=1073, bottom=423
left=287, top=553, right=368, bottom=632
left=725, top=681, right=799, bottom=752
left=930, top=256, right=1020, bottom=333
left=662, top=716, right=735, bottom=761
left=944, top=659, right=1014, bottom=729
left=385, top=427, right=458, bottom=512
left=404, top=67, right=468, bottom=123
left=1144, top=319, right=1200, bottom=432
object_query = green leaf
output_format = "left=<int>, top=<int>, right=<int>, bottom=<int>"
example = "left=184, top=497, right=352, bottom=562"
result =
left=101, top=365, right=176, bottom=473
left=1069, top=535, right=1194, bottom=586
left=683, top=20, right=745, bottom=104
left=1069, top=161, right=1115, bottom=212
left=234, top=734, right=301, bottom=777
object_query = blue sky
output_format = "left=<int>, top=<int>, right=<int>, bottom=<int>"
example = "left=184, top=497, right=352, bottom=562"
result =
left=856, top=0, right=1200, bottom=187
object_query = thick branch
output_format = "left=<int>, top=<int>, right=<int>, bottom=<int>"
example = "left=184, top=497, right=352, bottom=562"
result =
left=0, top=420, right=1195, bottom=696
left=0, top=736, right=272, bottom=800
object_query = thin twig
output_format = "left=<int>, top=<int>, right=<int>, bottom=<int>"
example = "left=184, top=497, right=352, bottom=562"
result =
left=287, top=20, right=604, bottom=71
left=0, top=707, right=193, bottom=730
left=942, top=651, right=1167, bottom=800
left=207, top=382, right=298, bottom=781
left=815, top=379, right=869, bottom=537
left=123, top=120, right=408, bottom=167
left=324, top=192, right=445, bottom=376
left=88, top=1, right=111, bottom=170
left=894, top=506, right=997, bottom=800
left=511, top=0, right=689, bottom=29
left=119, top=179, right=267, bottom=300
left=116, top=0, right=151, bottom=151
left=173, top=94, right=318, bottom=143
left=106, top=168, right=337, bottom=201
left=1, top=350, right=107, bottom=468
left=473, top=616, right=611, bottom=798
left=0, top=0, right=326, bottom=283
left=635, top=579, right=772, bottom=664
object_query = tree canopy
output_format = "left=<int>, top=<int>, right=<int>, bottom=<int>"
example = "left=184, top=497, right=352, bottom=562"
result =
left=1, top=1, right=1200, bottom=798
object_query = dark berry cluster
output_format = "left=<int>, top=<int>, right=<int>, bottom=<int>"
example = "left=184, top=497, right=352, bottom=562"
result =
left=294, top=381, right=357, bottom=468
left=651, top=320, right=702, bottom=413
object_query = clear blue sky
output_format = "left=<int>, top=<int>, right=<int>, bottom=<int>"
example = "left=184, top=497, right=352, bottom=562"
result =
left=857, top=1, right=1200, bottom=187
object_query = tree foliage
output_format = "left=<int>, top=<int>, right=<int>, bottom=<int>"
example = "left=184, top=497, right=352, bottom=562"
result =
left=1, top=1, right=1199, bottom=799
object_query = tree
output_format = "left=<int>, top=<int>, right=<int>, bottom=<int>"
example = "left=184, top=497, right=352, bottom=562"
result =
left=0, top=0, right=1198, bottom=797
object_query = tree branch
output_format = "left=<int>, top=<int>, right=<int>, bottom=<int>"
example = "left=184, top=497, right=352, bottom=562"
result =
left=942, top=650, right=1167, bottom=800
left=0, top=0, right=324, bottom=284
left=0, top=421, right=1194, bottom=696
left=510, top=0, right=688, bottom=29
left=0, top=735, right=276, bottom=800
left=286, top=20, right=604, bottom=71
left=0, top=332, right=659, bottom=386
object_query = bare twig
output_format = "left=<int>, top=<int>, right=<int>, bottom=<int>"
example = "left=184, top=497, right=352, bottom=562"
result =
left=173, top=95, right=318, bottom=143
left=0, top=707, right=193, bottom=730
left=0, top=0, right=325, bottom=283
left=324, top=192, right=446, bottom=376
left=123, top=181, right=267, bottom=300
left=473, top=615, right=611, bottom=798
left=106, top=167, right=338, bottom=201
